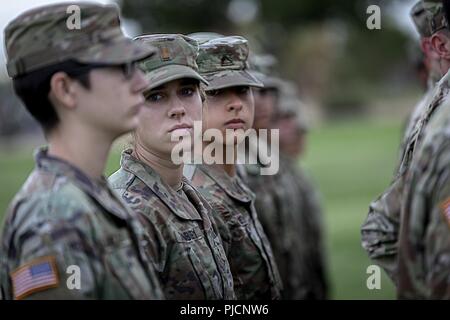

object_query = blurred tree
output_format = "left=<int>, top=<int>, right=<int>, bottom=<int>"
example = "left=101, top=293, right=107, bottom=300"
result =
left=119, top=0, right=419, bottom=118
left=121, top=0, right=234, bottom=34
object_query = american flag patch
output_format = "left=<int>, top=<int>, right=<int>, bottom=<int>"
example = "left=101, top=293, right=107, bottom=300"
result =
left=440, top=198, right=450, bottom=228
left=11, top=256, right=59, bottom=300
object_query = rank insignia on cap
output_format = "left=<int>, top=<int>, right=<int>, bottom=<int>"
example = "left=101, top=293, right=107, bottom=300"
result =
left=221, top=55, right=233, bottom=66
left=11, top=256, right=59, bottom=300
left=160, top=46, right=172, bottom=61
left=439, top=197, right=450, bottom=228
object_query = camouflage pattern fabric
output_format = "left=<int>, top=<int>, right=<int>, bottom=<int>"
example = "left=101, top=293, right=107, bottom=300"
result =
left=398, top=95, right=450, bottom=299
left=189, top=164, right=282, bottom=300
left=0, top=148, right=164, bottom=299
left=411, top=0, right=434, bottom=37
left=196, top=36, right=263, bottom=90
left=109, top=149, right=235, bottom=300
left=134, top=34, right=207, bottom=90
left=242, top=153, right=328, bottom=299
left=361, top=68, right=450, bottom=283
left=4, top=2, right=156, bottom=78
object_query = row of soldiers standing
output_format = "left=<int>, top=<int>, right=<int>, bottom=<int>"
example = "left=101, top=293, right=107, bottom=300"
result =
left=0, top=2, right=327, bottom=299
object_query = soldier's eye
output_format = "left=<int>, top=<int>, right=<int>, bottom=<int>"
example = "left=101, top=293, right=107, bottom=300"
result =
left=236, top=86, right=250, bottom=95
left=180, top=86, right=195, bottom=96
left=145, top=92, right=164, bottom=102
left=206, top=89, right=221, bottom=97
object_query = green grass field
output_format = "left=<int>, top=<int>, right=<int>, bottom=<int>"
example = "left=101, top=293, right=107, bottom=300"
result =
left=0, top=118, right=402, bottom=299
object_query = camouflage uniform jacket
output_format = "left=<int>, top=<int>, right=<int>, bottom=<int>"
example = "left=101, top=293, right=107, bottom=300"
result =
left=190, top=163, right=282, bottom=300
left=243, top=156, right=328, bottom=299
left=361, top=70, right=450, bottom=283
left=398, top=98, right=450, bottom=299
left=109, top=149, right=235, bottom=300
left=0, top=148, right=164, bottom=300
left=276, top=156, right=328, bottom=299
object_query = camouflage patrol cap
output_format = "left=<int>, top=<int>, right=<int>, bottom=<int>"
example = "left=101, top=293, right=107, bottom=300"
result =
left=422, top=0, right=448, bottom=35
left=411, top=1, right=433, bottom=37
left=134, top=34, right=207, bottom=91
left=277, top=80, right=309, bottom=131
left=188, top=32, right=224, bottom=45
left=249, top=53, right=282, bottom=90
left=196, top=36, right=263, bottom=90
left=5, top=2, right=156, bottom=78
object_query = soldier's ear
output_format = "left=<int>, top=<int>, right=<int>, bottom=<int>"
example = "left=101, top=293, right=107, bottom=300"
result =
left=430, top=31, right=450, bottom=60
left=48, top=72, right=77, bottom=111
left=421, top=38, right=440, bottom=60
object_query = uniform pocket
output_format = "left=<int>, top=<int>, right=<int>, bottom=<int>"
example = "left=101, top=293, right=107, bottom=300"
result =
left=171, top=225, right=223, bottom=299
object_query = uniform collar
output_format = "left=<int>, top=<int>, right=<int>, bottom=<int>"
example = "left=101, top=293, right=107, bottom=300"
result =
left=120, top=149, right=202, bottom=221
left=198, top=164, right=254, bottom=203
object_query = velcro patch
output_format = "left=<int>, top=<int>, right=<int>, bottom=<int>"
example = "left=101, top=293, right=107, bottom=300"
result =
left=160, top=47, right=172, bottom=61
left=11, top=256, right=59, bottom=300
left=439, top=197, right=450, bottom=228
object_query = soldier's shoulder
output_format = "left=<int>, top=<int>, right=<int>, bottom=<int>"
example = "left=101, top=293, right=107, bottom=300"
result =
left=6, top=170, right=99, bottom=223
left=1, top=180, right=100, bottom=263
left=8, top=183, right=93, bottom=228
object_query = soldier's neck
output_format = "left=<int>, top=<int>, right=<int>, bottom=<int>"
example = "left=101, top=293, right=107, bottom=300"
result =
left=133, top=143, right=183, bottom=190
left=202, top=141, right=237, bottom=177
left=47, top=124, right=114, bottom=181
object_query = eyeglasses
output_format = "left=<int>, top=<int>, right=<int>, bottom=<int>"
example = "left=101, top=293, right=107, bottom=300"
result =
left=117, top=61, right=140, bottom=80
left=67, top=61, right=140, bottom=80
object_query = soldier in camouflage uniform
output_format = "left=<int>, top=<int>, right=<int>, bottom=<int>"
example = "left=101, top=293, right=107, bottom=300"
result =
left=109, top=34, right=235, bottom=300
left=361, top=0, right=450, bottom=284
left=398, top=94, right=450, bottom=299
left=243, top=62, right=329, bottom=299
left=239, top=55, right=303, bottom=299
left=396, top=0, right=450, bottom=300
left=0, top=3, right=164, bottom=299
left=269, top=80, right=329, bottom=299
left=399, top=0, right=442, bottom=170
left=185, top=36, right=283, bottom=300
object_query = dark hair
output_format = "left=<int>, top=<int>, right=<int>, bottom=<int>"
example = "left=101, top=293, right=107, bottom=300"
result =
left=12, top=60, right=95, bottom=134
left=444, top=0, right=450, bottom=30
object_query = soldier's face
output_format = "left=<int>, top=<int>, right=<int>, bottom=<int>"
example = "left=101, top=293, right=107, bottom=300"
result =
left=135, top=78, right=202, bottom=157
left=252, top=88, right=277, bottom=130
left=74, top=65, right=148, bottom=137
left=277, top=116, right=306, bottom=158
left=203, top=86, right=254, bottom=146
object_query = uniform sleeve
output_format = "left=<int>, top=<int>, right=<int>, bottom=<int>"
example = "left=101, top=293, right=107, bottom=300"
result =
left=2, top=197, right=103, bottom=300
left=425, top=168, right=450, bottom=299
left=360, top=175, right=403, bottom=283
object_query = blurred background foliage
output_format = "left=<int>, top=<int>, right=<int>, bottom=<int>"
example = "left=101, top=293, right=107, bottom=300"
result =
left=120, top=0, right=416, bottom=120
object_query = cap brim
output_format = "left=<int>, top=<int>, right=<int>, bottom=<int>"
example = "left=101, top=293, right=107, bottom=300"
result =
left=249, top=71, right=281, bottom=90
left=142, top=64, right=208, bottom=90
left=203, top=70, right=264, bottom=90
left=77, top=36, right=157, bottom=65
